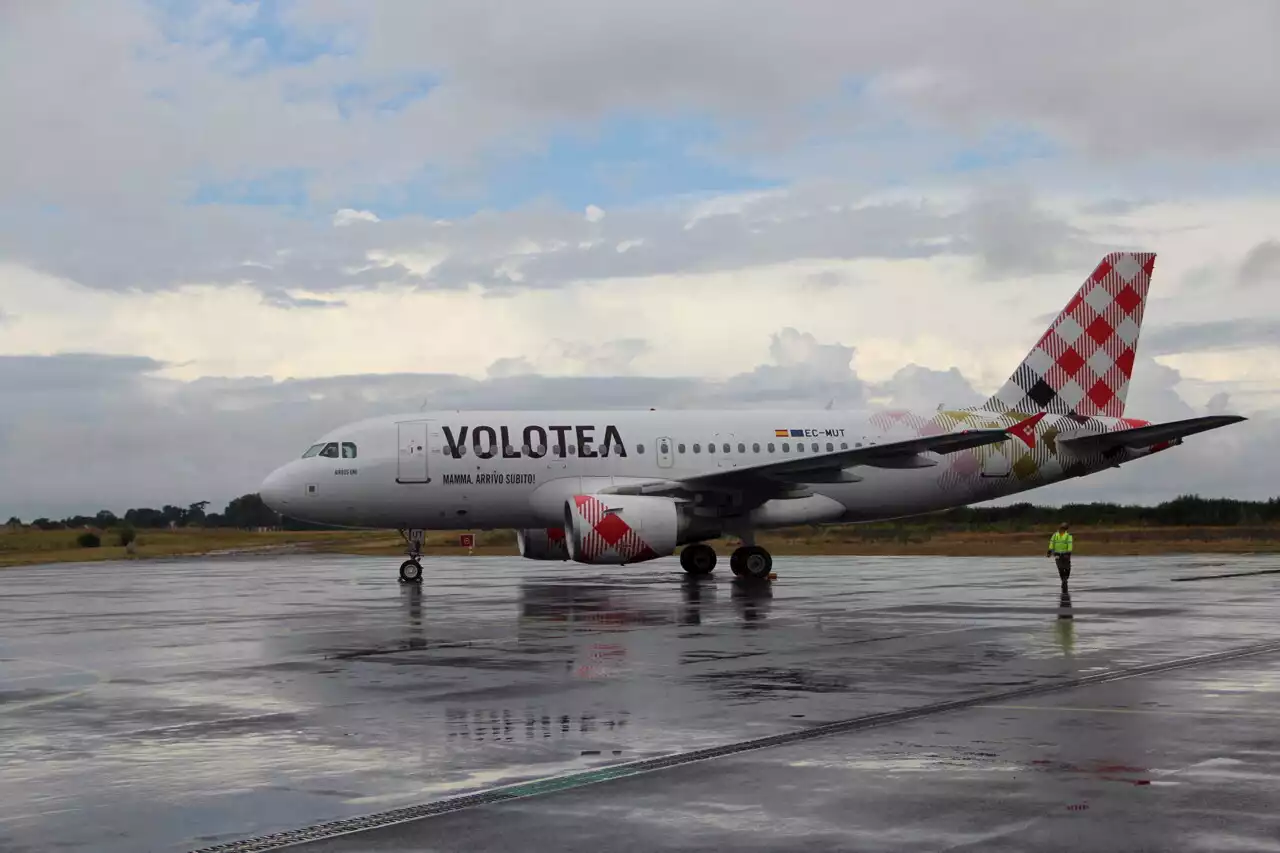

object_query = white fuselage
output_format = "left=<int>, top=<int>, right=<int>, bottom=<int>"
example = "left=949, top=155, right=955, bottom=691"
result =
left=259, top=407, right=1155, bottom=534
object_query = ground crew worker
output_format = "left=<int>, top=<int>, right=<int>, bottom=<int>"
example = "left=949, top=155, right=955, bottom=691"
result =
left=1047, top=523, right=1073, bottom=590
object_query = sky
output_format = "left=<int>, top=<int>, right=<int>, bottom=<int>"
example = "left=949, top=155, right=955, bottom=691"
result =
left=1, top=0, right=1279, bottom=519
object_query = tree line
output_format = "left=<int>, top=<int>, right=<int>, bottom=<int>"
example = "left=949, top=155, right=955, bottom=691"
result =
left=7, top=494, right=288, bottom=532
left=915, top=495, right=1280, bottom=530
left=6, top=493, right=1280, bottom=534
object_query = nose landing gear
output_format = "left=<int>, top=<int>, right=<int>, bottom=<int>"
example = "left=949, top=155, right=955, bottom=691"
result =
left=397, top=528, right=425, bottom=584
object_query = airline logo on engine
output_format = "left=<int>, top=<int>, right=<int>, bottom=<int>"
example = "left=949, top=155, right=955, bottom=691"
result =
left=441, top=424, right=628, bottom=460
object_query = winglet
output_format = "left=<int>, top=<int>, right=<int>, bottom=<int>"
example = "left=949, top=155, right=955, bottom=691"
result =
left=1007, top=412, right=1047, bottom=448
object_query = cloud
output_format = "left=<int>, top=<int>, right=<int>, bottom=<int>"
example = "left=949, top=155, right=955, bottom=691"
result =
left=871, top=365, right=984, bottom=411
left=963, top=184, right=1098, bottom=277
left=1238, top=240, right=1280, bottom=288
left=0, top=353, right=164, bottom=393
left=333, top=208, right=381, bottom=226
left=260, top=291, right=349, bottom=310
left=1144, top=318, right=1280, bottom=356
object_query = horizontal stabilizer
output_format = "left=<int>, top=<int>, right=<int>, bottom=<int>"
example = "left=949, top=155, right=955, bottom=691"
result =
left=1058, top=415, right=1246, bottom=454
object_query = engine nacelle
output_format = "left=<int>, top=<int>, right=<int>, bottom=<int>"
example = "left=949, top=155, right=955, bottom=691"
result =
left=516, top=528, right=569, bottom=561
left=564, top=494, right=681, bottom=565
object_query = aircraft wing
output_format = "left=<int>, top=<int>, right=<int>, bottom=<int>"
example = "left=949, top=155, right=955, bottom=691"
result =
left=601, top=428, right=1010, bottom=497
left=1057, top=415, right=1246, bottom=454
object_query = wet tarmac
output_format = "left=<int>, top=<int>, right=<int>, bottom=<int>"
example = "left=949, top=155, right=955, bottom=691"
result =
left=1, top=553, right=1279, bottom=852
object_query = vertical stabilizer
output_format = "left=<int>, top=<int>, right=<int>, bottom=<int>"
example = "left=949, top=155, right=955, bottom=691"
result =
left=982, top=252, right=1155, bottom=418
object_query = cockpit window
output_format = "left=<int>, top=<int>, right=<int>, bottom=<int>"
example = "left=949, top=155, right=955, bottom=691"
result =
left=319, top=442, right=340, bottom=458
left=302, top=443, right=324, bottom=458
left=341, top=442, right=357, bottom=459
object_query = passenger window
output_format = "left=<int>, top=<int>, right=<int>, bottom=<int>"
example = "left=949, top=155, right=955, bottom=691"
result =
left=737, top=443, right=745, bottom=453
left=752, top=443, right=760, bottom=453
left=320, top=442, right=339, bottom=458
left=825, top=442, right=833, bottom=452
left=768, top=442, right=775, bottom=453
left=568, top=445, right=576, bottom=455
left=302, top=443, right=324, bottom=458
left=708, top=444, right=715, bottom=454
left=813, top=443, right=819, bottom=452
left=797, top=443, right=805, bottom=452
left=693, top=443, right=701, bottom=453
left=637, top=444, right=645, bottom=454
left=782, top=442, right=790, bottom=452
left=660, top=441, right=669, bottom=454
left=678, top=443, right=686, bottom=454
left=723, top=443, right=730, bottom=453
left=553, top=446, right=563, bottom=457
left=841, top=442, right=848, bottom=450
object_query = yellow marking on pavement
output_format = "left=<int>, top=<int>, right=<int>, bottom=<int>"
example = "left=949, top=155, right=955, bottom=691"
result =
left=982, top=703, right=1280, bottom=718
left=0, top=658, right=107, bottom=715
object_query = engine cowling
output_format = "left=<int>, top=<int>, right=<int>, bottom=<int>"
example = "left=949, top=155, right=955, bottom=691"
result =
left=563, top=494, right=681, bottom=565
left=516, top=528, right=569, bottom=561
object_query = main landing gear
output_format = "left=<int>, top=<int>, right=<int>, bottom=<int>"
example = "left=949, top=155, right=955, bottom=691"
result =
left=398, top=528, right=425, bottom=584
left=729, top=546, right=773, bottom=581
left=679, top=542, right=774, bottom=582
left=679, top=543, right=717, bottom=576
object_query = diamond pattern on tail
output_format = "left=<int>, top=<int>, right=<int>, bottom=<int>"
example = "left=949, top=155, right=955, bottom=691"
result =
left=983, top=252, right=1154, bottom=418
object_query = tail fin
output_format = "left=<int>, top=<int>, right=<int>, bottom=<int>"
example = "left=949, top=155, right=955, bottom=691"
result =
left=982, top=252, right=1155, bottom=418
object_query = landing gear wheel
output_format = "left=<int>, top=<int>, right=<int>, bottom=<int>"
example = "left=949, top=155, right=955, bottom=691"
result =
left=735, top=546, right=772, bottom=582
left=399, top=559, right=423, bottom=584
left=680, top=544, right=717, bottom=576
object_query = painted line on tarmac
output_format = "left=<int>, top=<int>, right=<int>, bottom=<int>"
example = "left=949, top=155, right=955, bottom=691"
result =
left=184, top=637, right=1280, bottom=853
left=1172, top=568, right=1280, bottom=582
left=0, top=658, right=107, bottom=715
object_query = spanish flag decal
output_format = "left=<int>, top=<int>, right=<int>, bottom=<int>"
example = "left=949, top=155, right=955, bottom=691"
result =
left=774, top=429, right=789, bottom=437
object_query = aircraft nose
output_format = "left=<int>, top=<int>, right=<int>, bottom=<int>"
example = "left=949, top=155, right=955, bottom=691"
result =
left=260, top=466, right=292, bottom=513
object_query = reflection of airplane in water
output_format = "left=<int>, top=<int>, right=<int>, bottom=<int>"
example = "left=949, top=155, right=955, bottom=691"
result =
left=518, top=578, right=773, bottom=635
left=517, top=577, right=775, bottom=680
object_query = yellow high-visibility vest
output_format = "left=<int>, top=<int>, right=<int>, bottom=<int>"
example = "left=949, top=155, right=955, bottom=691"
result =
left=1049, top=531, right=1073, bottom=554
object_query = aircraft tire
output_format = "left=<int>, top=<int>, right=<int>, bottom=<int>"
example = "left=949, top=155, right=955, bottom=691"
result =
left=738, top=546, right=772, bottom=581
left=679, top=544, right=716, bottom=576
left=729, top=548, right=747, bottom=577
left=399, top=559, right=424, bottom=584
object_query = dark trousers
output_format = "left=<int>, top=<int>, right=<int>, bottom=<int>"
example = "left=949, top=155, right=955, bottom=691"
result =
left=1055, top=554, right=1072, bottom=585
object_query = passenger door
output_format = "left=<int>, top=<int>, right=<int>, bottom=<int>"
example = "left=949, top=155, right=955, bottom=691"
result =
left=397, top=420, right=432, bottom=483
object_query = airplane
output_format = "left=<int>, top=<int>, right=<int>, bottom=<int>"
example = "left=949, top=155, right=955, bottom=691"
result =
left=260, top=251, right=1245, bottom=585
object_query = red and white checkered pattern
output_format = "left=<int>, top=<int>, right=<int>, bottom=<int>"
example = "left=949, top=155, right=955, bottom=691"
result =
left=570, top=495, right=659, bottom=563
left=983, top=252, right=1154, bottom=418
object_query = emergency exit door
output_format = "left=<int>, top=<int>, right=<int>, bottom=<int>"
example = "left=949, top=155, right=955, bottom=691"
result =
left=656, top=436, right=675, bottom=468
left=397, top=420, right=431, bottom=483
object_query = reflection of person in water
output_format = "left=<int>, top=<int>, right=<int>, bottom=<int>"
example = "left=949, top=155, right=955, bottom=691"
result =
left=1055, top=590, right=1075, bottom=656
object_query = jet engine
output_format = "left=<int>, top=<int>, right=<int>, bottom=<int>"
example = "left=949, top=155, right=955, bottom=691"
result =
left=563, top=494, right=682, bottom=565
left=516, top=528, right=569, bottom=561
